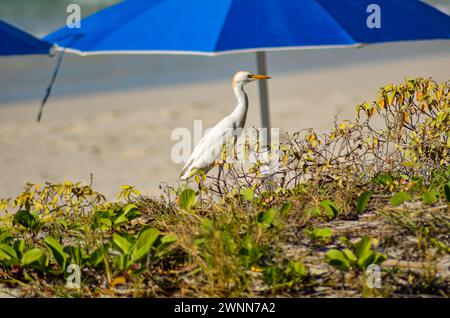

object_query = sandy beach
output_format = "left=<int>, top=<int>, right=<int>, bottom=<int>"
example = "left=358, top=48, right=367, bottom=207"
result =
left=0, top=52, right=449, bottom=200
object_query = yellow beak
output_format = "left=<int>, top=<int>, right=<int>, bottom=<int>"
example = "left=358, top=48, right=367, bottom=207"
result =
left=250, top=74, right=271, bottom=80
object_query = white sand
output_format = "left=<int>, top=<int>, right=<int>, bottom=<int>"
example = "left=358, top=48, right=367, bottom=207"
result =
left=0, top=53, right=449, bottom=199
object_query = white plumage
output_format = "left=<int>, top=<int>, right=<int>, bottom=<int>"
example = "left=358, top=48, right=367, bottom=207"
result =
left=180, top=71, right=270, bottom=181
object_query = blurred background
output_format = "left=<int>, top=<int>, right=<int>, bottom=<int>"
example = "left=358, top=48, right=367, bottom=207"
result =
left=0, top=0, right=449, bottom=199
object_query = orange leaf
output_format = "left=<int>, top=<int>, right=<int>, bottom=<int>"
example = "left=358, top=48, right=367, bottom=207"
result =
left=416, top=91, right=423, bottom=101
left=111, top=276, right=126, bottom=287
left=402, top=112, right=410, bottom=123
left=420, top=103, right=427, bottom=113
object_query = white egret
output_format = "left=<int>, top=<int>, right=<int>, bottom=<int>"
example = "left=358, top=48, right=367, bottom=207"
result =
left=180, top=71, right=271, bottom=181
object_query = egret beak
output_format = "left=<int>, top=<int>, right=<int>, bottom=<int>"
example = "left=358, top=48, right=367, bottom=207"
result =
left=250, top=74, right=271, bottom=80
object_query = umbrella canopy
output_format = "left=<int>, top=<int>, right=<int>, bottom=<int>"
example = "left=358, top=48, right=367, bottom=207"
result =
left=44, top=0, right=450, bottom=133
left=0, top=20, right=53, bottom=56
left=45, top=0, right=450, bottom=55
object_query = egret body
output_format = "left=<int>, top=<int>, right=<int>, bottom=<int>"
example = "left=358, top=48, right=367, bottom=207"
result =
left=180, top=71, right=270, bottom=181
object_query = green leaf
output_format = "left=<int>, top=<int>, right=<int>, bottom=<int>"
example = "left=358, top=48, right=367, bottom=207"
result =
left=114, top=254, right=130, bottom=271
left=98, top=218, right=112, bottom=229
left=422, top=190, right=439, bottom=205
left=13, top=210, right=38, bottom=230
left=390, top=192, right=412, bottom=207
left=123, top=204, right=138, bottom=214
left=373, top=253, right=388, bottom=265
left=320, top=200, right=339, bottom=219
left=358, top=251, right=376, bottom=270
left=93, top=210, right=113, bottom=219
left=154, top=235, right=177, bottom=258
left=0, top=249, right=12, bottom=262
left=21, top=248, right=44, bottom=266
left=256, top=208, right=277, bottom=229
left=372, top=173, right=394, bottom=186
left=0, top=243, right=18, bottom=260
left=357, top=191, right=373, bottom=213
left=43, top=236, right=67, bottom=268
left=444, top=182, right=450, bottom=202
left=289, top=261, right=307, bottom=277
left=326, top=249, right=350, bottom=271
left=354, top=236, right=372, bottom=260
left=64, top=246, right=87, bottom=266
left=89, top=245, right=107, bottom=268
left=160, top=235, right=177, bottom=245
left=130, top=227, right=160, bottom=262
left=13, top=240, right=25, bottom=258
left=92, top=210, right=113, bottom=230
left=280, top=202, right=292, bottom=217
left=339, top=236, right=350, bottom=246
left=0, top=231, right=13, bottom=243
left=343, top=248, right=357, bottom=263
left=306, top=227, right=333, bottom=240
left=112, top=234, right=132, bottom=254
left=240, top=188, right=254, bottom=202
left=306, top=207, right=321, bottom=217
left=113, top=212, right=129, bottom=227
left=178, top=188, right=196, bottom=210
left=124, top=204, right=141, bottom=220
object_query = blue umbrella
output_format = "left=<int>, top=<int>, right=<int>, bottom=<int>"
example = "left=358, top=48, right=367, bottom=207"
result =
left=0, top=19, right=53, bottom=56
left=45, top=0, right=450, bottom=132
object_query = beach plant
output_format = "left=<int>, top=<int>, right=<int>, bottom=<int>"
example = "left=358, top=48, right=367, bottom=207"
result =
left=177, top=188, right=197, bottom=210
left=306, top=227, right=333, bottom=244
left=208, top=78, right=449, bottom=212
left=240, top=187, right=254, bottom=202
left=356, top=191, right=373, bottom=214
left=0, top=181, right=178, bottom=293
left=421, top=190, right=439, bottom=205
left=0, top=78, right=448, bottom=297
left=92, top=203, right=141, bottom=231
left=111, top=227, right=161, bottom=272
left=319, top=200, right=339, bottom=220
left=326, top=236, right=387, bottom=272
left=44, top=236, right=66, bottom=269
left=390, top=191, right=412, bottom=207
left=256, top=208, right=279, bottom=229
left=262, top=260, right=308, bottom=291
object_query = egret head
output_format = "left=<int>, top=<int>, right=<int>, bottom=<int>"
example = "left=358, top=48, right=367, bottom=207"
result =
left=232, top=71, right=271, bottom=86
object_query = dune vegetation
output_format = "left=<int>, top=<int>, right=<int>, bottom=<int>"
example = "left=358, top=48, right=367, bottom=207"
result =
left=0, top=78, right=449, bottom=298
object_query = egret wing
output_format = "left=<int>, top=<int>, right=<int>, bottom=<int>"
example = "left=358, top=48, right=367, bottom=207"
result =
left=180, top=116, right=234, bottom=179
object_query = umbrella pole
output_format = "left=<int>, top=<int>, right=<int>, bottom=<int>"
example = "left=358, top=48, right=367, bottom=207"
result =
left=256, top=51, right=271, bottom=146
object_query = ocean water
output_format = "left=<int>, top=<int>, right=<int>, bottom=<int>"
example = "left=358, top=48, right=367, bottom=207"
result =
left=0, top=0, right=449, bottom=105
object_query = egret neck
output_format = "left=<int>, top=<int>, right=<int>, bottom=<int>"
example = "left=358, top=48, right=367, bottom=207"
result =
left=231, top=81, right=249, bottom=129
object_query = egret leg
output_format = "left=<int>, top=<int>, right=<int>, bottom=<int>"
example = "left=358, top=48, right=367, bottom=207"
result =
left=216, top=163, right=224, bottom=195
left=197, top=179, right=202, bottom=203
